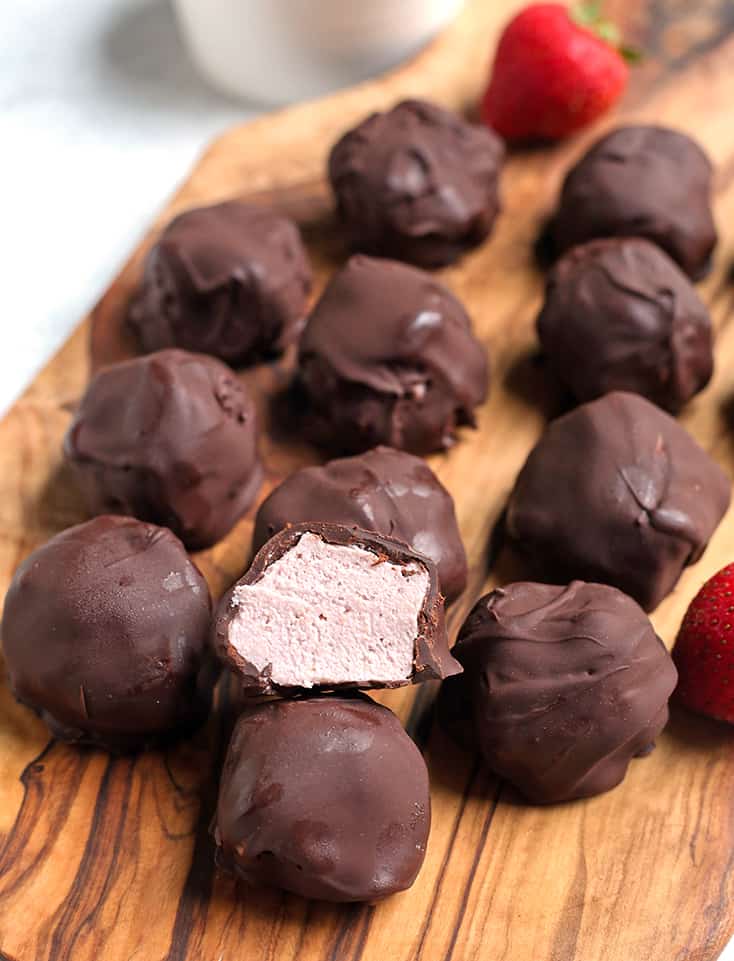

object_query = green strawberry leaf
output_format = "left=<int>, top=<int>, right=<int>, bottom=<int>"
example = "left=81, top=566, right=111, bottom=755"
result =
left=572, top=1, right=602, bottom=26
left=571, top=1, right=643, bottom=63
left=595, top=21, right=621, bottom=45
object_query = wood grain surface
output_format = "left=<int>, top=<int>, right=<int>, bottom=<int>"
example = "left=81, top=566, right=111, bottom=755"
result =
left=2, top=1, right=734, bottom=959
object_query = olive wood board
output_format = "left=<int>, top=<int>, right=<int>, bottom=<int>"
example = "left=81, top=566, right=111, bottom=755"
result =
left=2, top=0, right=734, bottom=959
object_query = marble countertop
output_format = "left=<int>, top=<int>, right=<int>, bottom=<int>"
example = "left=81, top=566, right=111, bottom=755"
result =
left=3, top=3, right=733, bottom=958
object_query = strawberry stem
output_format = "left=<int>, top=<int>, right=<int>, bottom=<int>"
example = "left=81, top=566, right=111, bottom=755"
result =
left=619, top=44, right=643, bottom=64
left=570, top=1, right=642, bottom=62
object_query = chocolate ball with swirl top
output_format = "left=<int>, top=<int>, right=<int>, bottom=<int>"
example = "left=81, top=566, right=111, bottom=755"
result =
left=552, top=126, right=717, bottom=279
left=297, top=255, right=489, bottom=455
left=329, top=99, right=505, bottom=267
left=128, top=201, right=312, bottom=366
left=446, top=580, right=677, bottom=803
left=537, top=237, right=714, bottom=413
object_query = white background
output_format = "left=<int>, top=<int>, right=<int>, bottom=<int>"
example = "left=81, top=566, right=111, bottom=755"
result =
left=2, top=2, right=733, bottom=958
left=1, top=0, right=257, bottom=416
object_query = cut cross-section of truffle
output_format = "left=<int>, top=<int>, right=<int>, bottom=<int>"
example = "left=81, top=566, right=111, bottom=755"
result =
left=214, top=694, right=431, bottom=902
left=253, top=446, right=468, bottom=603
left=213, top=522, right=459, bottom=693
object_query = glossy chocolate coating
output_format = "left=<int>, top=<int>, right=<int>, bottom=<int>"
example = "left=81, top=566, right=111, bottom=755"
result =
left=2, top=515, right=213, bottom=751
left=552, top=126, right=717, bottom=279
left=329, top=99, right=504, bottom=267
left=64, top=349, right=263, bottom=550
left=214, top=694, right=430, bottom=901
left=253, top=446, right=467, bottom=603
left=538, top=238, right=713, bottom=413
left=128, top=201, right=312, bottom=365
left=298, top=255, right=489, bottom=455
left=446, top=581, right=677, bottom=803
left=506, top=391, right=731, bottom=610
left=214, top=521, right=459, bottom=694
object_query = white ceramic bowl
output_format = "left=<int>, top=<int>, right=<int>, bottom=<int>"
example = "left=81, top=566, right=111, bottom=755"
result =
left=173, top=0, right=465, bottom=105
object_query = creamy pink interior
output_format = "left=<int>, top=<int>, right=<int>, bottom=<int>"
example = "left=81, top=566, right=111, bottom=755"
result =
left=227, top=532, right=429, bottom=687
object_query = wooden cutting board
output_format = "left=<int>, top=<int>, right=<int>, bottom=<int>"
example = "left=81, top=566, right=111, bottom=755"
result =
left=3, top=1, right=734, bottom=958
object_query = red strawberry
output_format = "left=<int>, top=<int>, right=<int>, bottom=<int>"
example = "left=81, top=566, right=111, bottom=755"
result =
left=673, top=564, right=734, bottom=723
left=481, top=2, right=632, bottom=142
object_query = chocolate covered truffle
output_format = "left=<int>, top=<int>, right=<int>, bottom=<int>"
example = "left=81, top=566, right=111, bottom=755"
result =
left=2, top=515, right=213, bottom=751
left=128, top=201, right=312, bottom=365
left=537, top=238, right=714, bottom=413
left=445, top=581, right=677, bottom=803
left=214, top=521, right=459, bottom=694
left=253, top=446, right=467, bottom=603
left=329, top=99, right=504, bottom=267
left=214, top=694, right=431, bottom=901
left=64, top=348, right=262, bottom=550
left=297, top=255, right=489, bottom=455
left=552, top=126, right=717, bottom=279
left=506, top=391, right=730, bottom=610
